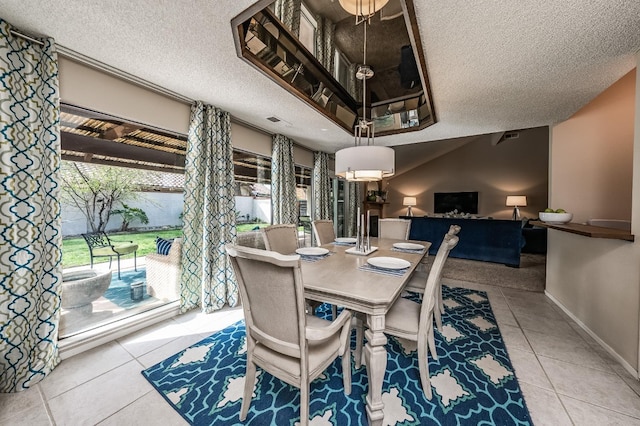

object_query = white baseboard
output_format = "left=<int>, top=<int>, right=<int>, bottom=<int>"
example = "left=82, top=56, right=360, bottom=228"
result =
left=59, top=302, right=180, bottom=359
left=545, top=291, right=639, bottom=379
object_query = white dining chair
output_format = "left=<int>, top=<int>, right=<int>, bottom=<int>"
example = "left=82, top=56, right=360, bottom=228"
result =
left=378, top=218, right=411, bottom=240
left=261, top=224, right=299, bottom=254
left=311, top=219, right=336, bottom=246
left=382, top=234, right=459, bottom=400
left=407, top=224, right=461, bottom=331
left=355, top=234, right=458, bottom=399
left=226, top=244, right=352, bottom=425
left=311, top=219, right=338, bottom=319
left=262, top=223, right=325, bottom=316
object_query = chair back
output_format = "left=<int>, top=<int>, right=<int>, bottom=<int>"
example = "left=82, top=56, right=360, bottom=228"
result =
left=81, top=232, right=111, bottom=250
left=311, top=220, right=336, bottom=246
left=378, top=218, right=411, bottom=240
left=261, top=224, right=299, bottom=254
left=419, top=234, right=459, bottom=329
left=226, top=245, right=306, bottom=358
left=447, top=225, right=461, bottom=236
left=166, top=238, right=182, bottom=261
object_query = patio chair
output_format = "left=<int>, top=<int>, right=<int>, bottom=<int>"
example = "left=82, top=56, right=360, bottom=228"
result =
left=146, top=238, right=182, bottom=301
left=226, top=244, right=352, bottom=425
left=81, top=231, right=138, bottom=279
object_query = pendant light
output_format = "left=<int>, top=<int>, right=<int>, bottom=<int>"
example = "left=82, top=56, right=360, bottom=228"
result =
left=334, top=0, right=395, bottom=182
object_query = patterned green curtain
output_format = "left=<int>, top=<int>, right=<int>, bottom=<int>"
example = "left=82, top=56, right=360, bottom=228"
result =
left=312, top=151, right=332, bottom=220
left=271, top=134, right=298, bottom=224
left=180, top=102, right=237, bottom=313
left=274, top=0, right=301, bottom=37
left=315, top=15, right=335, bottom=75
left=0, top=20, right=62, bottom=392
left=346, top=182, right=362, bottom=237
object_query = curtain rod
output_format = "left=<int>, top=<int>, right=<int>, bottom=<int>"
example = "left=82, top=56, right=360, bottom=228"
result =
left=9, top=29, right=45, bottom=46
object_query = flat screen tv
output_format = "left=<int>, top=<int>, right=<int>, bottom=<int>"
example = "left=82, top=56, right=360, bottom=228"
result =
left=434, top=191, right=478, bottom=214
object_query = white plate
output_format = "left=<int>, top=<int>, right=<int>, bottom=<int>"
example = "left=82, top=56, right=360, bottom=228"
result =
left=393, top=242, right=425, bottom=250
left=295, top=247, right=329, bottom=256
left=367, top=257, right=411, bottom=270
left=335, top=237, right=357, bottom=244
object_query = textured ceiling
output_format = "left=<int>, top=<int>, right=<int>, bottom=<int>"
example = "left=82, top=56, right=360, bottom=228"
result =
left=1, top=0, right=639, bottom=154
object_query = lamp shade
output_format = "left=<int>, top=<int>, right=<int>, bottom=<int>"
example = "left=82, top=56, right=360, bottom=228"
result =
left=403, top=197, right=417, bottom=206
left=338, top=0, right=389, bottom=16
left=505, top=195, right=527, bottom=207
left=335, top=145, right=395, bottom=182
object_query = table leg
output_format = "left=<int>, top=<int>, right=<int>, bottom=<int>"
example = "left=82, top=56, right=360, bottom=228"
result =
left=354, top=313, right=364, bottom=369
left=364, top=313, right=387, bottom=426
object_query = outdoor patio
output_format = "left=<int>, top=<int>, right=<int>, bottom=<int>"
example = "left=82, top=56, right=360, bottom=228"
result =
left=60, top=257, right=167, bottom=337
left=59, top=228, right=312, bottom=337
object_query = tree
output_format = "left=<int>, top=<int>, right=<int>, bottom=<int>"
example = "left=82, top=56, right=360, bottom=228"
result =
left=111, top=203, right=149, bottom=231
left=60, top=162, right=141, bottom=233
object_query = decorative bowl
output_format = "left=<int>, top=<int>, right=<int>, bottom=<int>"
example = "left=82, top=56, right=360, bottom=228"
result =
left=539, top=212, right=573, bottom=224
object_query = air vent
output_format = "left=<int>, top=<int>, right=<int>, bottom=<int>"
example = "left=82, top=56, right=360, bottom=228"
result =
left=504, top=131, right=519, bottom=139
left=265, top=116, right=292, bottom=127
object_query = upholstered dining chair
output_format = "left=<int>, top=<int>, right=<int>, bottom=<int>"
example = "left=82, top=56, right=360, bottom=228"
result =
left=359, top=234, right=458, bottom=400
left=311, top=219, right=336, bottom=246
left=225, top=244, right=352, bottom=425
left=261, top=224, right=299, bottom=254
left=378, top=218, right=411, bottom=240
left=262, top=223, right=323, bottom=315
left=406, top=225, right=461, bottom=331
left=311, top=219, right=338, bottom=319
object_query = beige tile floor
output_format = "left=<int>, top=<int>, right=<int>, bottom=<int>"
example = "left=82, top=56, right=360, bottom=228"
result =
left=3, top=279, right=640, bottom=425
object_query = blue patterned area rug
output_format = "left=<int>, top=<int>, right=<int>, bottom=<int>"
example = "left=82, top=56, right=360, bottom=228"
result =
left=142, top=286, right=532, bottom=425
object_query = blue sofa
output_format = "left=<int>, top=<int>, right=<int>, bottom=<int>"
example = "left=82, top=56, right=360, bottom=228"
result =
left=405, top=216, right=524, bottom=267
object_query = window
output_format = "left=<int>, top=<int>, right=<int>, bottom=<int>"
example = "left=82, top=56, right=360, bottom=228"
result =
left=299, top=3, right=317, bottom=55
left=58, top=104, right=314, bottom=338
left=59, top=104, right=187, bottom=338
left=233, top=149, right=312, bottom=225
left=334, top=49, right=352, bottom=92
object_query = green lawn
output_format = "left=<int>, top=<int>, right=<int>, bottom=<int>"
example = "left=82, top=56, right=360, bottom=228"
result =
left=62, top=223, right=269, bottom=268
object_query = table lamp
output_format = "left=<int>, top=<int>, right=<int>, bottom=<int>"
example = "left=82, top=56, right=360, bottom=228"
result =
left=506, top=195, right=527, bottom=220
left=403, top=196, right=417, bottom=217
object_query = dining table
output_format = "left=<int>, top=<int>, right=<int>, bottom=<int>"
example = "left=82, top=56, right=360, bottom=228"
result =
left=299, top=237, right=432, bottom=426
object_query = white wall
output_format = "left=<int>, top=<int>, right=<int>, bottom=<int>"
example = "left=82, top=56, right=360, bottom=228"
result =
left=62, top=192, right=184, bottom=236
left=235, top=196, right=271, bottom=223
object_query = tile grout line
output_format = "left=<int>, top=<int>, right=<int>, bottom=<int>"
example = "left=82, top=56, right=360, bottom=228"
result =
left=498, top=287, right=577, bottom=425
left=37, top=383, right=57, bottom=426
left=503, top=288, right=640, bottom=423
